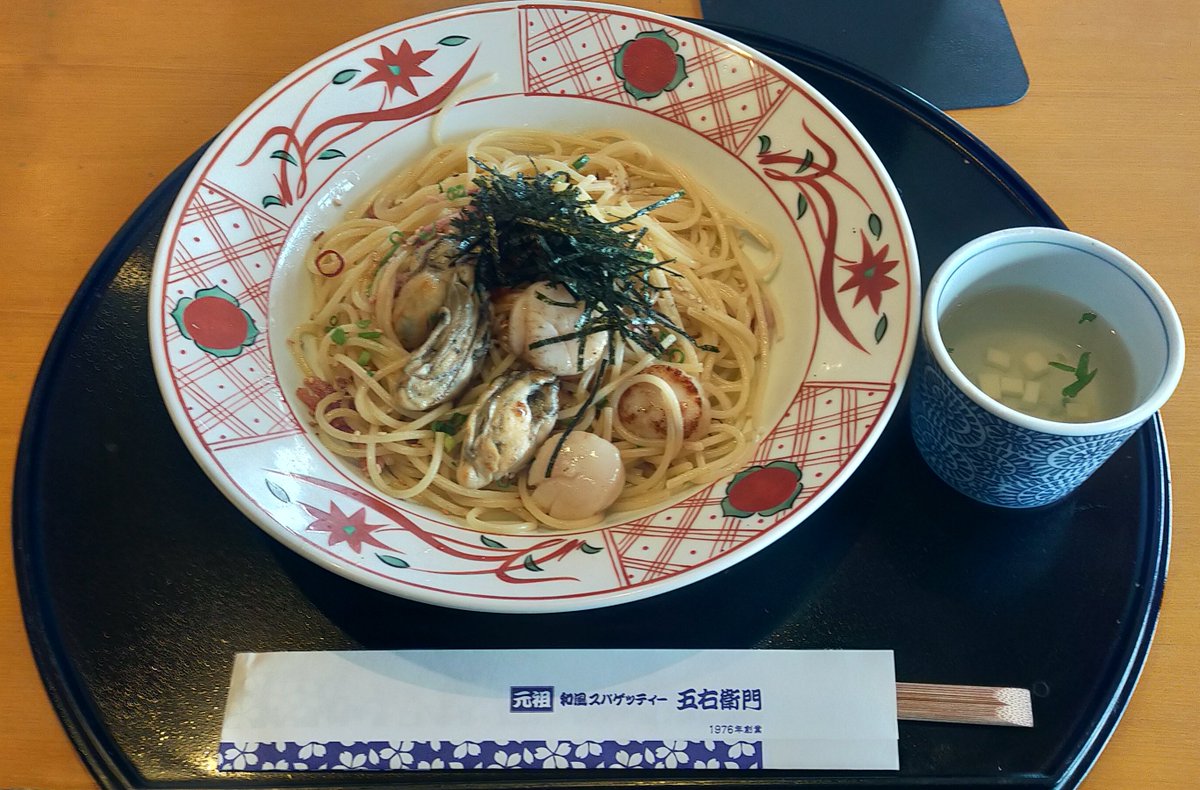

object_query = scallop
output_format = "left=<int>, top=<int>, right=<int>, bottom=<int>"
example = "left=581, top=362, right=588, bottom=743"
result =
left=616, top=364, right=707, bottom=440
left=527, top=431, right=625, bottom=521
left=507, top=281, right=607, bottom=376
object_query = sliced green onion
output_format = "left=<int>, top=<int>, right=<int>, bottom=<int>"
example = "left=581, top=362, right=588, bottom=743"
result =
left=358, top=330, right=383, bottom=340
left=432, top=412, right=467, bottom=435
left=570, top=154, right=589, bottom=170
left=1062, top=368, right=1098, bottom=398
left=355, top=319, right=371, bottom=329
left=357, top=350, right=371, bottom=366
left=1051, top=351, right=1098, bottom=398
left=330, top=327, right=347, bottom=345
left=366, top=231, right=407, bottom=297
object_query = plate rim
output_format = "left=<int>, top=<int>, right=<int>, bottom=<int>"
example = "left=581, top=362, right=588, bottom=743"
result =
left=145, top=0, right=920, bottom=613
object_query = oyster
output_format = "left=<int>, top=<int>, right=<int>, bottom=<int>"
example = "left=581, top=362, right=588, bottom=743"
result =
left=393, top=238, right=459, bottom=350
left=457, top=369, right=560, bottom=489
left=394, top=264, right=489, bottom=411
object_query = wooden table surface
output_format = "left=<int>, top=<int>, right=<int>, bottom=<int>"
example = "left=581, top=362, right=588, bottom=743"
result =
left=2, top=0, right=1196, bottom=786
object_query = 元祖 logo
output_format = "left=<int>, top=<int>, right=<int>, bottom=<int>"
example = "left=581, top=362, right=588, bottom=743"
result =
left=510, top=686, right=555, bottom=713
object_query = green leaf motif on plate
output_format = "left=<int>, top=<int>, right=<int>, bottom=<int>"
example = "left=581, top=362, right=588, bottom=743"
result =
left=796, top=193, right=808, bottom=220
left=874, top=313, right=888, bottom=344
left=265, top=479, right=290, bottom=503
left=523, top=555, right=544, bottom=572
left=377, top=554, right=410, bottom=569
left=438, top=35, right=470, bottom=47
left=262, top=195, right=283, bottom=208
left=317, top=149, right=345, bottom=161
left=579, top=542, right=603, bottom=554
left=270, top=150, right=298, bottom=166
left=480, top=534, right=506, bottom=549
left=868, top=212, right=883, bottom=239
left=757, top=134, right=771, bottom=155
left=332, top=68, right=360, bottom=85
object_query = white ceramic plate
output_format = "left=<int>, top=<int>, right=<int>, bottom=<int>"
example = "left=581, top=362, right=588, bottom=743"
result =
left=149, top=1, right=918, bottom=612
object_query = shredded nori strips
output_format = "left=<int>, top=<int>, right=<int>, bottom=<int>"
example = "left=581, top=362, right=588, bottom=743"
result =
left=449, top=158, right=714, bottom=358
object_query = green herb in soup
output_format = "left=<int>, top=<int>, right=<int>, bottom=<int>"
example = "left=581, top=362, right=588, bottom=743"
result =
left=939, top=287, right=1135, bottom=422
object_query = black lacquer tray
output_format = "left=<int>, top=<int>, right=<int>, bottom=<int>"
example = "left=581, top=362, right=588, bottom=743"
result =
left=14, top=23, right=1168, bottom=789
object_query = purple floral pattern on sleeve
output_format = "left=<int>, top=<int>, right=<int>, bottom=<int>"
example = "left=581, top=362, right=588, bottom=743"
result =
left=218, top=740, right=762, bottom=771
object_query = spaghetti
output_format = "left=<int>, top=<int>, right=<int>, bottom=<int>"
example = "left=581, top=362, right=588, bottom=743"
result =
left=291, top=129, right=778, bottom=531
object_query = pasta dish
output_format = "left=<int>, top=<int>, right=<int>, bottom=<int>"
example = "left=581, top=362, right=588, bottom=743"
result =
left=291, top=129, right=777, bottom=531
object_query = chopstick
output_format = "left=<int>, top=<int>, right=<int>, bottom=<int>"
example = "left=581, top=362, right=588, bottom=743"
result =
left=896, top=682, right=1034, bottom=727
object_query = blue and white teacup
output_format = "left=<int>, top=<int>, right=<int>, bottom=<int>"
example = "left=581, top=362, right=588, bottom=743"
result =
left=910, top=227, right=1184, bottom=508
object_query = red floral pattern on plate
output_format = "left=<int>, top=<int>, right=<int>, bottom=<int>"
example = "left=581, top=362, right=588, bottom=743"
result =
left=149, top=3, right=917, bottom=611
left=721, top=462, right=804, bottom=518
left=614, top=30, right=686, bottom=99
left=170, top=286, right=258, bottom=358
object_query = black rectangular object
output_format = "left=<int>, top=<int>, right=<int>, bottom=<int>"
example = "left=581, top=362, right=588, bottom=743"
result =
left=700, top=0, right=1030, bottom=109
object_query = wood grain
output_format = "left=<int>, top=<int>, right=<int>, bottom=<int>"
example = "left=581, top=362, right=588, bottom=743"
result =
left=1, top=1, right=1196, bottom=786
left=896, top=683, right=1034, bottom=728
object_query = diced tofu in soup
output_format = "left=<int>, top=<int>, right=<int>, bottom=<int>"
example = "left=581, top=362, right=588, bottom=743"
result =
left=940, top=287, right=1135, bottom=423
